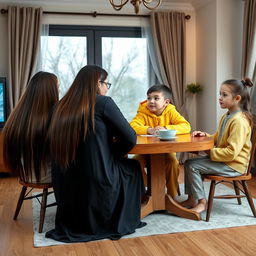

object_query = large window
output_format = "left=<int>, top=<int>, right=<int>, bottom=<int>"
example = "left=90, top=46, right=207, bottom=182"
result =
left=40, top=25, right=149, bottom=121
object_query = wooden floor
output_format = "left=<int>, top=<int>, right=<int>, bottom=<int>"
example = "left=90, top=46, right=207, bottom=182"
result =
left=1, top=172, right=256, bottom=256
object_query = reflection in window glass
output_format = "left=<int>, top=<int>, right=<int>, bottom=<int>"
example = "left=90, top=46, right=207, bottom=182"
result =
left=102, top=37, right=149, bottom=121
left=41, top=37, right=87, bottom=97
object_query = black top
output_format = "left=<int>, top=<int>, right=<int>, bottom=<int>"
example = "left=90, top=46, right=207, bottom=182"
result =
left=46, top=95, right=145, bottom=242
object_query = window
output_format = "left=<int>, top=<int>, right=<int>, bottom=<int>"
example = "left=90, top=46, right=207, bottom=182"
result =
left=39, top=25, right=150, bottom=121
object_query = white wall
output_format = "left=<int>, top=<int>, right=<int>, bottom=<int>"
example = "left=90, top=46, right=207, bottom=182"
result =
left=196, top=0, right=217, bottom=133
left=196, top=0, right=244, bottom=133
left=216, top=0, right=243, bottom=120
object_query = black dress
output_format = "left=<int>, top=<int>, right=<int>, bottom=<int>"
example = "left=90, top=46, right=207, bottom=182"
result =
left=46, top=95, right=145, bottom=243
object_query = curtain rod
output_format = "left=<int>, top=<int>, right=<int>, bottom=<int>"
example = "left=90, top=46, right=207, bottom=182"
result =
left=0, top=9, right=191, bottom=20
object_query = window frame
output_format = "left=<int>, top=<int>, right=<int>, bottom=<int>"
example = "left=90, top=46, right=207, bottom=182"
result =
left=49, top=25, right=142, bottom=66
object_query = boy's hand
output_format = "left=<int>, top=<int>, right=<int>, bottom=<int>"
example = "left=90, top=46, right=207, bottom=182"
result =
left=155, top=126, right=165, bottom=131
left=192, top=131, right=206, bottom=137
left=147, top=127, right=156, bottom=135
left=147, top=126, right=166, bottom=135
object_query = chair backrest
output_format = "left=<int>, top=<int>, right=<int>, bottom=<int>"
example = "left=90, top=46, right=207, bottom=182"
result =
left=247, top=116, right=256, bottom=175
left=19, top=158, right=51, bottom=184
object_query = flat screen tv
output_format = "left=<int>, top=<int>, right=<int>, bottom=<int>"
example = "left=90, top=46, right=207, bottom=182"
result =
left=0, top=77, right=7, bottom=128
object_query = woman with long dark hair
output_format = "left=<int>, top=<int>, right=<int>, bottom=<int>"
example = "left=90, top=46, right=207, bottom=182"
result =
left=46, top=65, right=145, bottom=243
left=3, top=71, right=59, bottom=183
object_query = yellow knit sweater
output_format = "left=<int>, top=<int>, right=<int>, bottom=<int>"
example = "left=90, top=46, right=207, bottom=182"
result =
left=209, top=111, right=252, bottom=174
left=130, top=100, right=191, bottom=135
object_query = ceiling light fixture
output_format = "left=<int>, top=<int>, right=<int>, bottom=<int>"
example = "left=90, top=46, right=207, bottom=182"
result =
left=109, top=0, right=162, bottom=15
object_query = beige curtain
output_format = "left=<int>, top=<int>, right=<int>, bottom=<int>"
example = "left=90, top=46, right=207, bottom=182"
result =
left=8, top=6, right=42, bottom=110
left=241, top=0, right=256, bottom=78
left=241, top=0, right=256, bottom=173
left=150, top=12, right=186, bottom=114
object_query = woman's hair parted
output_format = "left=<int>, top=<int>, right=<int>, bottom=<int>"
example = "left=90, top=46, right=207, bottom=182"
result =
left=49, top=65, right=108, bottom=168
left=222, top=78, right=254, bottom=125
left=3, top=71, right=59, bottom=182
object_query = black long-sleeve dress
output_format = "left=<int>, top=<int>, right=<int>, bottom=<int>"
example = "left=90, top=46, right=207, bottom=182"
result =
left=45, top=95, right=145, bottom=243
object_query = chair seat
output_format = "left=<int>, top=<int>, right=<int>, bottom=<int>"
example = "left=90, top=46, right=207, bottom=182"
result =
left=19, top=180, right=53, bottom=189
left=15, top=179, right=54, bottom=233
left=204, top=173, right=251, bottom=181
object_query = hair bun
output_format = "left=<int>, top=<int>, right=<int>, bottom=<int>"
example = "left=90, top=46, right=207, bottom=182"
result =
left=242, top=78, right=253, bottom=88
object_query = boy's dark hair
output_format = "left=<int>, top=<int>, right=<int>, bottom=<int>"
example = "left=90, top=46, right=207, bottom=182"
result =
left=147, top=85, right=172, bottom=100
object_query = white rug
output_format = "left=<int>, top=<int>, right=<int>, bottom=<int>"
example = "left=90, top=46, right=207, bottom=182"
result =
left=32, top=182, right=256, bottom=247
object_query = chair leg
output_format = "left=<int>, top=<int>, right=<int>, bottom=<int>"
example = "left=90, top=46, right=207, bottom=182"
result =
left=13, top=186, right=27, bottom=220
left=241, top=180, right=256, bottom=217
left=206, top=180, right=216, bottom=222
left=177, top=184, right=181, bottom=196
left=39, top=188, right=48, bottom=233
left=233, top=181, right=242, bottom=205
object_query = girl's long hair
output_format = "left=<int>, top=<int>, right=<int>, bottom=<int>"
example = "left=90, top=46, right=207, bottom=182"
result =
left=222, top=78, right=254, bottom=125
left=3, top=72, right=59, bottom=182
left=49, top=65, right=108, bottom=168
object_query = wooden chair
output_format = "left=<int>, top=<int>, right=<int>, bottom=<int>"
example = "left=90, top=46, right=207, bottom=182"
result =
left=13, top=179, right=56, bottom=233
left=204, top=122, right=256, bottom=221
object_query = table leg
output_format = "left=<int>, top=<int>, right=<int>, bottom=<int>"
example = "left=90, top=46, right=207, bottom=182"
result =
left=165, top=194, right=200, bottom=220
left=140, top=153, right=201, bottom=221
left=140, top=154, right=165, bottom=218
left=141, top=196, right=153, bottom=219
left=151, top=154, right=166, bottom=210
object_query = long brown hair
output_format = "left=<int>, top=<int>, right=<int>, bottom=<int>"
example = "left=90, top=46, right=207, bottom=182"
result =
left=3, top=71, right=59, bottom=182
left=222, top=78, right=254, bottom=126
left=49, top=65, right=108, bottom=168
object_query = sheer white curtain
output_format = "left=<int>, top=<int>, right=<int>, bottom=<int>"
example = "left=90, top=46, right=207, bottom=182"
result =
left=37, top=24, right=49, bottom=72
left=141, top=20, right=166, bottom=94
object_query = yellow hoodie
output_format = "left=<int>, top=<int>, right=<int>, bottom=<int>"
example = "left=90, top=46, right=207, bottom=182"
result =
left=130, top=100, right=191, bottom=135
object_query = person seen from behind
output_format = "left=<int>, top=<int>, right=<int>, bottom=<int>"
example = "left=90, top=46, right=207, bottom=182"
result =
left=3, top=71, right=59, bottom=183
left=46, top=65, right=145, bottom=243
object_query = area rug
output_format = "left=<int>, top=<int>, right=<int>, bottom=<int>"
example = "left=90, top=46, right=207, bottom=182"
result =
left=32, top=182, right=256, bottom=247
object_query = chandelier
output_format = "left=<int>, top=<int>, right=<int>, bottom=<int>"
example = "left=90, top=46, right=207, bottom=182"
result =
left=109, top=0, right=162, bottom=14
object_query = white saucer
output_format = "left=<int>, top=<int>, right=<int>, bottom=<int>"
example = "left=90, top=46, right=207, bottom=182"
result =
left=159, top=136, right=177, bottom=141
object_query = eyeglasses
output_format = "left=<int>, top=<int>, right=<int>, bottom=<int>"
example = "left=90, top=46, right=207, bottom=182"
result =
left=100, top=81, right=112, bottom=89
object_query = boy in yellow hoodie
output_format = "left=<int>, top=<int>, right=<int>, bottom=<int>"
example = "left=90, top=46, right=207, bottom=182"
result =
left=130, top=85, right=191, bottom=197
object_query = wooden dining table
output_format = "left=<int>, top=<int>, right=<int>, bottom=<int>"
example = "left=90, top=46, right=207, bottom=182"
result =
left=129, top=133, right=214, bottom=221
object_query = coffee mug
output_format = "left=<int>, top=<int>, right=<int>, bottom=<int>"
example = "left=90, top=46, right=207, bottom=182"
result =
left=158, top=129, right=176, bottom=139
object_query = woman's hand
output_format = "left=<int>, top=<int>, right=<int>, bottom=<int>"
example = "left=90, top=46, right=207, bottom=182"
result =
left=192, top=131, right=206, bottom=137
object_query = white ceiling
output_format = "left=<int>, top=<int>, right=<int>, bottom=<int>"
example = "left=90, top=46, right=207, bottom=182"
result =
left=0, top=0, right=212, bottom=13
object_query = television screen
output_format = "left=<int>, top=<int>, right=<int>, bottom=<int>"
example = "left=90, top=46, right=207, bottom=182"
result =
left=0, top=77, right=7, bottom=128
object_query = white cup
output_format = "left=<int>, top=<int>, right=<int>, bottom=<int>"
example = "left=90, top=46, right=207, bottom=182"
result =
left=158, top=129, right=176, bottom=139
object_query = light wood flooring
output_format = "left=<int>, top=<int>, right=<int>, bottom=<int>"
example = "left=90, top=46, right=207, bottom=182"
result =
left=1, top=171, right=256, bottom=256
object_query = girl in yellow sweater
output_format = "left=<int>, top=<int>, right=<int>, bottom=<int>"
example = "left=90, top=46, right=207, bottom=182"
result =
left=181, top=78, right=254, bottom=213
